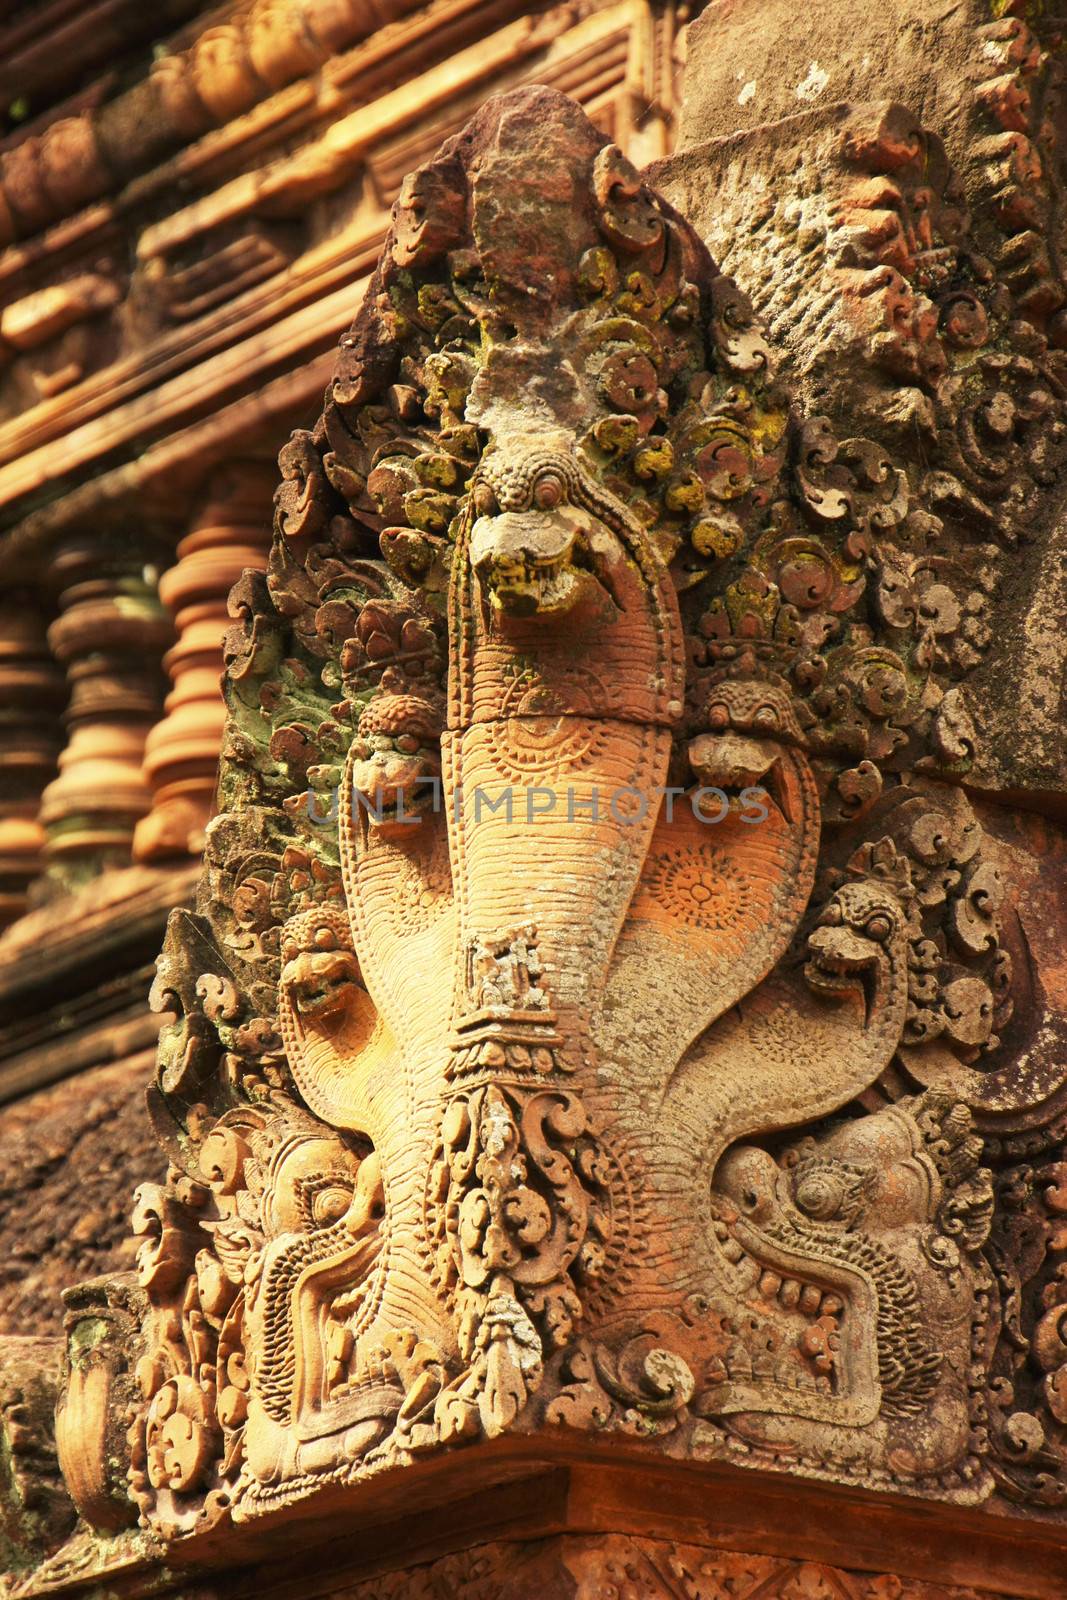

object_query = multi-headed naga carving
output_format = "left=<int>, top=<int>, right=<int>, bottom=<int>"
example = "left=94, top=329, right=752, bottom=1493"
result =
left=56, top=87, right=1063, bottom=1541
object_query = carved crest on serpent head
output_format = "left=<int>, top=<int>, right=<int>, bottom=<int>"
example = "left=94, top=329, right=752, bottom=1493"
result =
left=65, top=88, right=1066, bottom=1537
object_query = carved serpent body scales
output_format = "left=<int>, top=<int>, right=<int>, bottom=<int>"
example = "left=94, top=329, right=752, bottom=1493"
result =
left=248, top=1216, right=365, bottom=1425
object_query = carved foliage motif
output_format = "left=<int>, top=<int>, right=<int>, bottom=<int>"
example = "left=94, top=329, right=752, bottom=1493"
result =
left=57, top=86, right=1065, bottom=1541
left=323, top=1533, right=1006, bottom=1600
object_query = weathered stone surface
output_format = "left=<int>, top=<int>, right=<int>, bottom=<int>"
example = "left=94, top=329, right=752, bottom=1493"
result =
left=43, top=77, right=1065, bottom=1578
left=677, top=0, right=1048, bottom=165
left=0, top=1057, right=164, bottom=1338
left=0, top=1338, right=75, bottom=1582
left=656, top=3, right=1067, bottom=812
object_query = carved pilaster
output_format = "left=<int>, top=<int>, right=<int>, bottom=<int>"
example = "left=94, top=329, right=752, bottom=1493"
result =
left=132, top=463, right=273, bottom=863
left=38, top=543, right=171, bottom=894
left=0, top=603, right=65, bottom=931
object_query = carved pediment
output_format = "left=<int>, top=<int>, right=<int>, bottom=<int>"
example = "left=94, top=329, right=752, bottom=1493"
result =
left=54, top=85, right=1067, bottom=1547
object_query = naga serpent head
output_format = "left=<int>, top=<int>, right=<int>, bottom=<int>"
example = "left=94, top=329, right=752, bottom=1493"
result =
left=348, top=691, right=443, bottom=838
left=468, top=434, right=619, bottom=621
left=280, top=907, right=362, bottom=1024
left=803, top=879, right=906, bottom=1020
left=688, top=680, right=807, bottom=820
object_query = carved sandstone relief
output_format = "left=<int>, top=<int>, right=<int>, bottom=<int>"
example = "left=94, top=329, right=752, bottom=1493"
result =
left=306, top=1532, right=1012, bottom=1600
left=54, top=86, right=1065, bottom=1545
left=652, top=45, right=1067, bottom=806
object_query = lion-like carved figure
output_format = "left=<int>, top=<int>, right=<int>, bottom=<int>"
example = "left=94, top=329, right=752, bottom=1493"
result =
left=712, top=1089, right=993, bottom=1477
left=468, top=440, right=612, bottom=619
left=803, top=875, right=909, bottom=1012
left=347, top=694, right=443, bottom=839
left=279, top=907, right=362, bottom=1020
left=233, top=1103, right=389, bottom=1503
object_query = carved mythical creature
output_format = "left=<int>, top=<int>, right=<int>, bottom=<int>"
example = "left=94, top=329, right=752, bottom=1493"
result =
left=687, top=676, right=808, bottom=803
left=60, top=86, right=1056, bottom=1540
left=347, top=692, right=443, bottom=838
left=231, top=1103, right=387, bottom=1501
left=712, top=1090, right=994, bottom=1474
left=123, top=1091, right=387, bottom=1527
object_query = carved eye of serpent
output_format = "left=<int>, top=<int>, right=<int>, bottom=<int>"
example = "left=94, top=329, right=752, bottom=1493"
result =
left=312, top=1186, right=354, bottom=1227
left=472, top=481, right=497, bottom=516
left=533, top=470, right=566, bottom=510
left=819, top=901, right=843, bottom=927
left=295, top=1174, right=355, bottom=1229
left=707, top=702, right=730, bottom=731
left=864, top=912, right=894, bottom=943
left=794, top=1166, right=847, bottom=1222
left=313, top=924, right=338, bottom=952
left=753, top=704, right=779, bottom=732
left=395, top=732, right=421, bottom=755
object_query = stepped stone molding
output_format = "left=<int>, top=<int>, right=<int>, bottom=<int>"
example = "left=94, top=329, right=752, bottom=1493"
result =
left=0, top=0, right=683, bottom=523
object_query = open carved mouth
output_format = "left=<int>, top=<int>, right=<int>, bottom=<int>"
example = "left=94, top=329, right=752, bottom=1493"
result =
left=471, top=507, right=611, bottom=620
left=699, top=1145, right=878, bottom=1424
left=688, top=733, right=795, bottom=825
left=479, top=552, right=598, bottom=617
left=282, top=947, right=362, bottom=1021
left=803, top=929, right=881, bottom=1023
left=714, top=1213, right=844, bottom=1325
left=802, top=953, right=873, bottom=989
left=354, top=785, right=436, bottom=835
left=349, top=741, right=441, bottom=843
left=698, top=1210, right=851, bottom=1415
left=294, top=982, right=345, bottom=1019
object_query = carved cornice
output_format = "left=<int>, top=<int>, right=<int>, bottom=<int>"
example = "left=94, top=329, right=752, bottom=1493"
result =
left=0, top=0, right=422, bottom=251
left=9, top=1444, right=1067, bottom=1599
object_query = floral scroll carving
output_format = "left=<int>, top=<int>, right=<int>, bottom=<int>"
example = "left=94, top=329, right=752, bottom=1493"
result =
left=56, top=86, right=1065, bottom=1542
